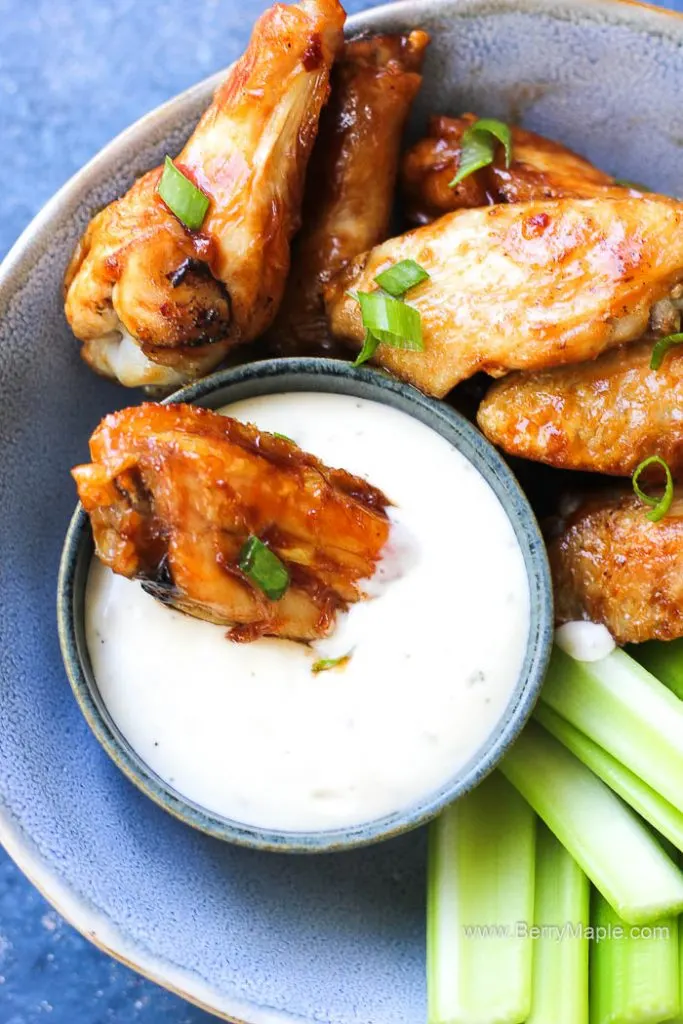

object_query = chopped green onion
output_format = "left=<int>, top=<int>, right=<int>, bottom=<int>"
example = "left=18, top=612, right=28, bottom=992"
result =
left=632, top=455, right=674, bottom=522
left=535, top=704, right=683, bottom=854
left=157, top=156, right=210, bottom=231
left=591, top=892, right=680, bottom=1024
left=650, top=333, right=683, bottom=370
left=272, top=432, right=293, bottom=443
left=500, top=721, right=683, bottom=924
left=629, top=639, right=683, bottom=700
left=614, top=177, right=652, bottom=192
left=527, top=822, right=590, bottom=1024
left=427, top=772, right=536, bottom=1024
left=450, top=118, right=512, bottom=187
left=237, top=535, right=289, bottom=601
left=357, top=291, right=423, bottom=351
left=374, top=259, right=430, bottom=298
left=353, top=331, right=380, bottom=368
left=311, top=652, right=352, bottom=674
left=541, top=647, right=683, bottom=816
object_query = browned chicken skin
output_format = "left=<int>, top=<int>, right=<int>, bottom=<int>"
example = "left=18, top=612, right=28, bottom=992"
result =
left=265, top=30, right=429, bottom=357
left=72, top=404, right=391, bottom=642
left=550, top=490, right=683, bottom=643
left=64, top=0, right=345, bottom=389
left=478, top=331, right=683, bottom=476
left=324, top=196, right=683, bottom=398
left=400, top=113, right=638, bottom=225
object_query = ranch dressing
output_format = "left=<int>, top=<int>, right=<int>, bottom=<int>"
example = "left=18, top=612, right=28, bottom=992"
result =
left=86, top=392, right=530, bottom=831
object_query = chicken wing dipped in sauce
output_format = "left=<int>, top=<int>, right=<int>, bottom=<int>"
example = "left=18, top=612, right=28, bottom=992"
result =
left=63, top=0, right=345, bottom=390
left=550, top=490, right=683, bottom=644
left=72, top=404, right=391, bottom=642
left=265, top=30, right=429, bottom=358
left=324, top=196, right=683, bottom=397
left=401, top=114, right=638, bottom=226
left=478, top=330, right=683, bottom=476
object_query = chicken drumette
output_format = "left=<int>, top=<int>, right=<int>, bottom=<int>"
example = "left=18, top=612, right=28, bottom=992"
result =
left=64, top=0, right=345, bottom=389
left=72, top=404, right=391, bottom=642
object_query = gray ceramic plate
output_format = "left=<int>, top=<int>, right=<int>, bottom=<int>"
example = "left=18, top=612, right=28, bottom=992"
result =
left=2, top=0, right=683, bottom=1020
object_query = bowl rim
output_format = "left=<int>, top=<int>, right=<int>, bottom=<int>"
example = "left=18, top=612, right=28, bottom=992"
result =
left=57, top=356, right=553, bottom=852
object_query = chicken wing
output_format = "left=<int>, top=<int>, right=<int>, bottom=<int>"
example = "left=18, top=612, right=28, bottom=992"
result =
left=72, top=404, right=391, bottom=642
left=64, top=0, right=345, bottom=389
left=478, top=330, right=683, bottom=476
left=324, top=196, right=683, bottom=398
left=550, top=489, right=683, bottom=643
left=401, top=114, right=636, bottom=226
left=264, top=30, right=429, bottom=358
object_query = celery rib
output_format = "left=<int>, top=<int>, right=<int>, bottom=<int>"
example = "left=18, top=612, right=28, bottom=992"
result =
left=629, top=639, right=683, bottom=701
left=535, top=704, right=683, bottom=853
left=500, top=722, right=683, bottom=924
left=541, top=647, right=683, bottom=814
left=591, top=890, right=680, bottom=1024
left=427, top=772, right=536, bottom=1024
left=527, top=823, right=589, bottom=1024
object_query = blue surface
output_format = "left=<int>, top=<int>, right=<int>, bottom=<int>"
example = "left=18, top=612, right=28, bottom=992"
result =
left=1, top=0, right=683, bottom=1021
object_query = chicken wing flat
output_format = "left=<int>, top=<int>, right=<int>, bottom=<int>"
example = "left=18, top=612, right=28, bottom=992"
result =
left=72, top=404, right=391, bottom=642
left=401, top=114, right=636, bottom=226
left=478, top=333, right=683, bottom=476
left=265, top=30, right=429, bottom=358
left=550, top=490, right=683, bottom=643
left=64, top=0, right=345, bottom=389
left=324, top=196, right=683, bottom=397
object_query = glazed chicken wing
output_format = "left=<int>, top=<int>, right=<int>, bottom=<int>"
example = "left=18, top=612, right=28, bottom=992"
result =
left=550, top=490, right=683, bottom=644
left=478, top=330, right=683, bottom=476
left=401, top=114, right=636, bottom=226
left=64, top=0, right=345, bottom=389
left=72, top=404, right=391, bottom=642
left=324, top=196, right=683, bottom=397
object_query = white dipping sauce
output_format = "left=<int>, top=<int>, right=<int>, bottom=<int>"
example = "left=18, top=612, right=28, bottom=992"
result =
left=86, top=392, right=530, bottom=831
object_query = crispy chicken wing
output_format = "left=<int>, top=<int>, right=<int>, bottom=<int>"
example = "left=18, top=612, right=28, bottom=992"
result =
left=478, top=330, right=683, bottom=476
left=72, top=404, right=391, bottom=642
left=324, top=196, right=683, bottom=398
left=64, top=0, right=345, bottom=389
left=400, top=114, right=636, bottom=226
left=550, top=490, right=683, bottom=643
left=265, top=30, right=429, bottom=358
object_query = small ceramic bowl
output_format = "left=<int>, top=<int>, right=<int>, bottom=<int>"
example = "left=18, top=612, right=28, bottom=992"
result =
left=57, top=357, right=553, bottom=852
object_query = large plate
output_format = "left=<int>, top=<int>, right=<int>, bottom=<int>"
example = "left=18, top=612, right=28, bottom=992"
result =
left=1, top=1, right=682, bottom=1020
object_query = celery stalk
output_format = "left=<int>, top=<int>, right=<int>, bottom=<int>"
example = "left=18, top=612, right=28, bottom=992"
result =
left=541, top=647, right=683, bottom=813
left=629, top=639, right=683, bottom=701
left=591, top=890, right=680, bottom=1024
left=427, top=772, right=535, bottom=1024
left=527, top=823, right=589, bottom=1024
left=500, top=722, right=683, bottom=924
left=535, top=704, right=683, bottom=853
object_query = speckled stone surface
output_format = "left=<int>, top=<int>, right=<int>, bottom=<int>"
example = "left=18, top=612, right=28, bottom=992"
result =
left=1, top=0, right=683, bottom=1021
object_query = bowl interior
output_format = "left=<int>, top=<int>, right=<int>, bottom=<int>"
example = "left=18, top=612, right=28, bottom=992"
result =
left=59, top=359, right=552, bottom=852
left=2, top=0, right=682, bottom=1019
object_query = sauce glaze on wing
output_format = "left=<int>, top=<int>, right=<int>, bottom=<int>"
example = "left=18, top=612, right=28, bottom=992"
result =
left=72, top=404, right=391, bottom=642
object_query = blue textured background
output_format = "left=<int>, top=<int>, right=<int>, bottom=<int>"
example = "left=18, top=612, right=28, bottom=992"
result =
left=1, top=0, right=681, bottom=1019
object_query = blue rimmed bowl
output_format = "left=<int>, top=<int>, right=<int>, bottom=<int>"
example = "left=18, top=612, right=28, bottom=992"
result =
left=57, top=357, right=552, bottom=853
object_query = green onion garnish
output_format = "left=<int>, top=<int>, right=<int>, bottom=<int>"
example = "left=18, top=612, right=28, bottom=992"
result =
left=632, top=455, right=674, bottom=523
left=157, top=156, right=210, bottom=231
left=614, top=178, right=651, bottom=192
left=353, top=331, right=380, bottom=368
left=272, top=432, right=293, bottom=442
left=312, top=652, right=352, bottom=674
left=450, top=118, right=512, bottom=187
left=237, top=535, right=290, bottom=600
left=374, top=259, right=430, bottom=298
left=357, top=290, right=423, bottom=351
left=650, top=333, right=683, bottom=371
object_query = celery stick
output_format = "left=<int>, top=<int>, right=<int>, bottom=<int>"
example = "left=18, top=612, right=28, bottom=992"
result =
left=427, top=772, right=535, bottom=1024
left=541, top=647, right=683, bottom=814
left=527, top=822, right=589, bottom=1024
left=591, top=890, right=680, bottom=1024
left=535, top=704, right=683, bottom=853
left=629, top=639, right=683, bottom=701
left=500, top=722, right=683, bottom=924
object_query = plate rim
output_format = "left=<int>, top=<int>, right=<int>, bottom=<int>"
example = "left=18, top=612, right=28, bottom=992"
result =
left=2, top=0, right=682, bottom=1018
